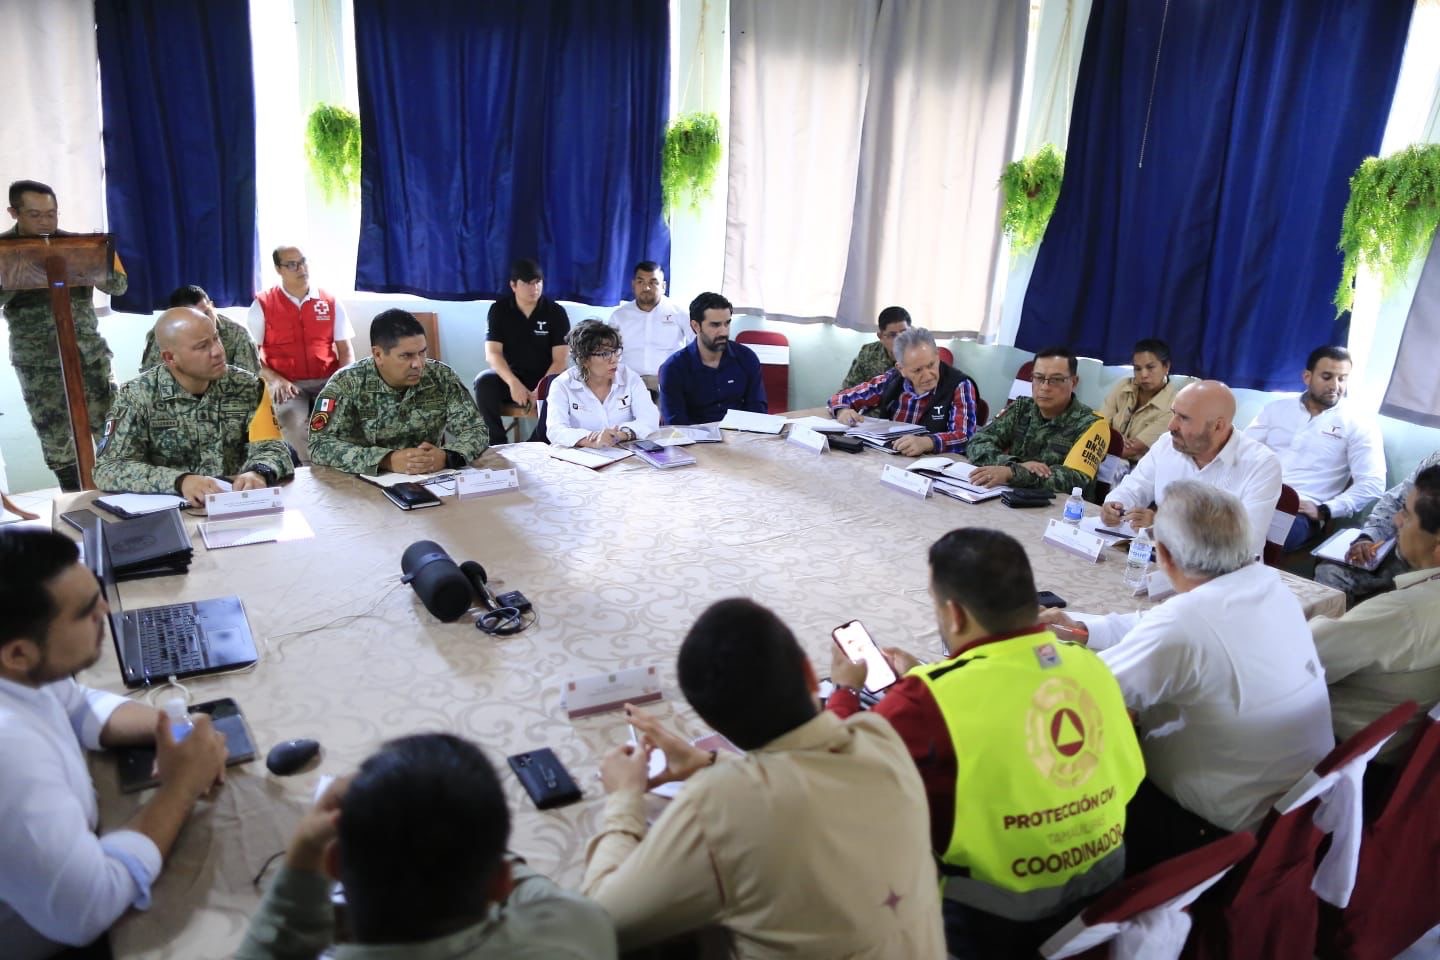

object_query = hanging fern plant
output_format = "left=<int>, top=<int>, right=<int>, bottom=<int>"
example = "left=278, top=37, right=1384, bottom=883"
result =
left=999, top=144, right=1065, bottom=257
left=1334, top=143, right=1440, bottom=315
left=661, top=111, right=723, bottom=220
left=305, top=103, right=362, bottom=202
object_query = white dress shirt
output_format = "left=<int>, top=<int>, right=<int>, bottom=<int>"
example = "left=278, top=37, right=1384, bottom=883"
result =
left=607, top=298, right=691, bottom=377
left=0, top=678, right=162, bottom=959
left=245, top=288, right=355, bottom=345
left=1311, top=568, right=1440, bottom=762
left=1075, top=563, right=1333, bottom=832
left=545, top=365, right=661, bottom=448
left=1244, top=396, right=1385, bottom=518
left=1108, top=430, right=1282, bottom=558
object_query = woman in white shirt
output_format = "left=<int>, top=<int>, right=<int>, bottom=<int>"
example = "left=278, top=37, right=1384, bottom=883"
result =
left=545, top=319, right=660, bottom=448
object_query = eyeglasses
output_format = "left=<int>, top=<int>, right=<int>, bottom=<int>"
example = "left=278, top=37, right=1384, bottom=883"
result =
left=279, top=258, right=307, bottom=271
left=589, top=350, right=622, bottom=362
left=1031, top=374, right=1073, bottom=387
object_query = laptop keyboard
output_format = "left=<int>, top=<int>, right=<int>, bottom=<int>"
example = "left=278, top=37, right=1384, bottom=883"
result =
left=137, top=605, right=205, bottom=675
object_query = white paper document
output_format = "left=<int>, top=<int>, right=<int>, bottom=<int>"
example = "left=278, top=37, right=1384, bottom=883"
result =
left=1310, top=527, right=1395, bottom=570
left=1080, top=515, right=1138, bottom=540
left=95, top=492, right=189, bottom=516
left=718, top=409, right=787, bottom=434
left=786, top=415, right=850, bottom=433
left=357, top=470, right=458, bottom=489
left=199, top=509, right=315, bottom=550
left=549, top=445, right=635, bottom=469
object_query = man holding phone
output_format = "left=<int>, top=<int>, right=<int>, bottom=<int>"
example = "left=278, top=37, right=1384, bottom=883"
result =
left=827, top=528, right=1143, bottom=960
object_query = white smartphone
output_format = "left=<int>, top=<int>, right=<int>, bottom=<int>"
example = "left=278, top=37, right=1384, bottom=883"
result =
left=831, top=619, right=899, bottom=694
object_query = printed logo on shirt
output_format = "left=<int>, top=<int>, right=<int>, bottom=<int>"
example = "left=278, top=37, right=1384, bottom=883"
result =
left=313, top=300, right=331, bottom=318
left=1025, top=676, right=1104, bottom=789
left=316, top=397, right=336, bottom=413
left=619, top=394, right=630, bottom=408
left=571, top=402, right=581, bottom=411
left=1322, top=425, right=1345, bottom=440
left=1033, top=643, right=1061, bottom=669
left=535, top=319, right=548, bottom=334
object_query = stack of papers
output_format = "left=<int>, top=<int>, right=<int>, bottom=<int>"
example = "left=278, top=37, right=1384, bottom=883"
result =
left=906, top=457, right=1008, bottom=503
left=785, top=415, right=851, bottom=434
left=648, top=425, right=723, bottom=446
left=719, top=409, right=788, bottom=434
left=844, top=418, right=927, bottom=451
left=94, top=492, right=189, bottom=517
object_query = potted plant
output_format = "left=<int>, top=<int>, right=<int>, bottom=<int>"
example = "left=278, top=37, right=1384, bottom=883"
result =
left=999, top=144, right=1065, bottom=257
left=1335, top=142, right=1440, bottom=314
left=305, top=103, right=362, bottom=202
left=661, top=111, right=723, bottom=220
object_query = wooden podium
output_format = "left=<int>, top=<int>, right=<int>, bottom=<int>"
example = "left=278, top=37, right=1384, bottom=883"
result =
left=0, top=233, right=116, bottom=490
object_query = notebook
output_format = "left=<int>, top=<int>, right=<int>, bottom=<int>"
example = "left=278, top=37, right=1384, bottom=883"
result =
left=1311, top=528, right=1396, bottom=571
left=81, top=512, right=258, bottom=688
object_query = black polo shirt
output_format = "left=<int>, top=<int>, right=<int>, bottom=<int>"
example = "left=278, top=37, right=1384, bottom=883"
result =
left=485, top=295, right=570, bottom=386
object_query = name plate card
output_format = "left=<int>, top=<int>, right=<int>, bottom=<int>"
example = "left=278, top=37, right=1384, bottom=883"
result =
left=205, top=487, right=283, bottom=520
left=786, top=424, right=829, bottom=454
left=561, top=664, right=664, bottom=719
left=456, top=468, right=520, bottom=500
left=1042, top=518, right=1107, bottom=563
left=881, top=463, right=932, bottom=499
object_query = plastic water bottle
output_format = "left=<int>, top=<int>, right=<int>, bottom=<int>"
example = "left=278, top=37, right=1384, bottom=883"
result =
left=163, top=698, right=192, bottom=742
left=1062, top=487, right=1085, bottom=526
left=1124, top=527, right=1153, bottom=590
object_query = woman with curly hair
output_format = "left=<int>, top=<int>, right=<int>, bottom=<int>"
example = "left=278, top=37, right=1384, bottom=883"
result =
left=545, top=319, right=660, bottom=448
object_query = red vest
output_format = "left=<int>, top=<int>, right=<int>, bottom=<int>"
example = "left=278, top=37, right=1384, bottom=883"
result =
left=256, top=286, right=340, bottom=382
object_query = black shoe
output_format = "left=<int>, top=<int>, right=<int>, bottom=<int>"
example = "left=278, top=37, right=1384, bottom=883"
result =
left=54, top=464, right=82, bottom=493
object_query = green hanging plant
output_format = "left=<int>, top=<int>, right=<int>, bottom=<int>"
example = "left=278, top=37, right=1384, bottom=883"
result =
left=998, top=144, right=1065, bottom=257
left=305, top=103, right=362, bottom=202
left=661, top=111, right=723, bottom=220
left=1334, top=143, right=1440, bottom=315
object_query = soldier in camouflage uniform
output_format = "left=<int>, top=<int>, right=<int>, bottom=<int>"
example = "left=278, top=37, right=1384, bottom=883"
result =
left=967, top=347, right=1110, bottom=497
left=140, top=284, right=260, bottom=373
left=309, top=309, right=488, bottom=476
left=94, top=307, right=293, bottom=505
left=839, top=306, right=911, bottom=390
left=0, top=180, right=124, bottom=491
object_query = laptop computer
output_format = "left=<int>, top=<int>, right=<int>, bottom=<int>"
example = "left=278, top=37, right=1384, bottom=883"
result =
left=80, top=512, right=259, bottom=688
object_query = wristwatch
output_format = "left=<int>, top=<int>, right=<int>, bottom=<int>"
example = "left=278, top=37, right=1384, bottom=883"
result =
left=444, top=449, right=468, bottom=470
left=246, top=463, right=278, bottom=485
left=620, top=427, right=636, bottom=442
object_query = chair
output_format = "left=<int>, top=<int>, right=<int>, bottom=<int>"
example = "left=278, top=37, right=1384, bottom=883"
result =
left=974, top=396, right=991, bottom=426
left=938, top=345, right=955, bottom=367
left=413, top=310, right=441, bottom=360
left=1007, top=359, right=1035, bottom=405
left=1096, top=426, right=1130, bottom=498
left=1185, top=702, right=1418, bottom=960
left=735, top=329, right=790, bottom=414
left=528, top=373, right=558, bottom=445
left=1262, top=484, right=1299, bottom=567
left=1040, top=832, right=1256, bottom=960
left=1318, top=702, right=1440, bottom=960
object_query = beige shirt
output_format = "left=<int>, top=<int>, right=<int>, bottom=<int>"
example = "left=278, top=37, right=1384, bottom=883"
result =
left=1311, top=568, right=1440, bottom=762
left=582, top=711, right=946, bottom=958
left=1099, top=377, right=1178, bottom=457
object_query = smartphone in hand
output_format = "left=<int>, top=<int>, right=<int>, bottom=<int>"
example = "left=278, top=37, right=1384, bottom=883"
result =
left=831, top=619, right=899, bottom=695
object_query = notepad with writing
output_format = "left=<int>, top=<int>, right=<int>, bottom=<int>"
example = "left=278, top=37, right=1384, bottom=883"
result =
left=1311, top=528, right=1395, bottom=571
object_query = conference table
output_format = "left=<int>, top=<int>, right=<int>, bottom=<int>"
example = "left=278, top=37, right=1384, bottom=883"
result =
left=61, top=419, right=1345, bottom=959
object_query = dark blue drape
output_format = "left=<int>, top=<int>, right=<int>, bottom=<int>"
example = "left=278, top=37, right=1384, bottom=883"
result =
left=1019, top=0, right=1413, bottom=390
left=95, top=0, right=257, bottom=312
left=353, top=0, right=671, bottom=304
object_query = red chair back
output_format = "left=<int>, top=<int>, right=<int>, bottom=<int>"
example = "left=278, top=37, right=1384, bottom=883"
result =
left=938, top=345, right=955, bottom=367
left=535, top=372, right=558, bottom=403
left=1262, top=484, right=1299, bottom=567
left=1007, top=359, right=1035, bottom=405
left=735, top=330, right=790, bottom=414
left=975, top=396, right=991, bottom=426
left=1319, top=705, right=1440, bottom=960
left=1108, top=426, right=1125, bottom=458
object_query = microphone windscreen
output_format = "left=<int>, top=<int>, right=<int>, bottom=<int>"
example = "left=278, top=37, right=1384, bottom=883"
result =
left=400, top=540, right=472, bottom=622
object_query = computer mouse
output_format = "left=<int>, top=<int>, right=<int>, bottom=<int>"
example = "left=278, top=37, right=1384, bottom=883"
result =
left=265, top=738, right=321, bottom=776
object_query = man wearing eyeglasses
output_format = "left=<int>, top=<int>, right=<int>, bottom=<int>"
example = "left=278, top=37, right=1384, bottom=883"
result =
left=967, top=347, right=1109, bottom=496
left=246, top=245, right=356, bottom=462
left=839, top=305, right=911, bottom=391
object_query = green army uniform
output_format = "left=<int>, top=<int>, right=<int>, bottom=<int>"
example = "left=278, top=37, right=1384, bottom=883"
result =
left=308, top=357, right=489, bottom=475
left=966, top=395, right=1109, bottom=497
left=93, top=364, right=294, bottom=493
left=0, top=227, right=124, bottom=477
left=841, top=340, right=896, bottom=390
left=140, top=313, right=260, bottom=373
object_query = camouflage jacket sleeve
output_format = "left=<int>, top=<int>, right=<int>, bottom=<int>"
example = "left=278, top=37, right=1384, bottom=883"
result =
left=440, top=366, right=489, bottom=462
left=964, top=402, right=1021, bottom=466
left=222, top=317, right=262, bottom=374
left=239, top=383, right=295, bottom=482
left=93, top=383, right=182, bottom=493
left=306, top=375, right=389, bottom=475
left=98, top=255, right=128, bottom=297
left=1008, top=404, right=1109, bottom=496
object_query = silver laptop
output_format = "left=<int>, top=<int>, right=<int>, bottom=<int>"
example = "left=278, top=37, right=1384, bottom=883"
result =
left=83, top=514, right=258, bottom=688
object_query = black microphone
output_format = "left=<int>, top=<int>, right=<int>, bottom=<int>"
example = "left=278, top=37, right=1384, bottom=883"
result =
left=400, top=540, right=473, bottom=622
left=460, top=560, right=500, bottom=611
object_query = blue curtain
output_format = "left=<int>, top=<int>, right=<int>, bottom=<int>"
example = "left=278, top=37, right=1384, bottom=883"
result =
left=1018, top=0, right=1413, bottom=391
left=353, top=0, right=670, bottom=304
left=95, top=0, right=257, bottom=312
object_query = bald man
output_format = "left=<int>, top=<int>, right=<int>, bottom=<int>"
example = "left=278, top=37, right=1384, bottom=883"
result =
left=94, top=308, right=293, bottom=504
left=1100, top=380, right=1282, bottom=558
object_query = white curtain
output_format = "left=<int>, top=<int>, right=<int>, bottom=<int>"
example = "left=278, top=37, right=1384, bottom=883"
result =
left=724, top=0, right=879, bottom=321
left=1380, top=233, right=1440, bottom=427
left=838, top=0, right=1026, bottom=336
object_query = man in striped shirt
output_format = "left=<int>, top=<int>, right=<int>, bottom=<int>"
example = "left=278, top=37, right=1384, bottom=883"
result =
left=829, top=326, right=979, bottom=455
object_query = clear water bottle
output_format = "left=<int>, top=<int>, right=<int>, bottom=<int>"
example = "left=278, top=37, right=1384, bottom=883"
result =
left=163, top=697, right=192, bottom=742
left=1062, top=487, right=1085, bottom=526
left=1124, top=527, right=1153, bottom=590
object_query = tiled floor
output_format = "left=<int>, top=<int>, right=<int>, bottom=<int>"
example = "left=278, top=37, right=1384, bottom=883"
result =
left=3, top=485, right=60, bottom=529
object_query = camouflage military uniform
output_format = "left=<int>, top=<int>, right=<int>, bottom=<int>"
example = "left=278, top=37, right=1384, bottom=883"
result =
left=0, top=227, right=123, bottom=475
left=93, top=364, right=293, bottom=493
left=841, top=340, right=896, bottom=390
left=966, top=395, right=1109, bottom=496
left=308, top=357, right=489, bottom=475
left=140, top=312, right=260, bottom=373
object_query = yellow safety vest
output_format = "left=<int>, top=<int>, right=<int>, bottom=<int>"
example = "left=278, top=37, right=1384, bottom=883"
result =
left=914, top=629, right=1144, bottom=921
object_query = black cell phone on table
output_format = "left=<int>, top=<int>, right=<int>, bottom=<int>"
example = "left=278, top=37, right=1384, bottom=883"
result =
left=381, top=481, right=442, bottom=510
left=508, top=748, right=582, bottom=809
left=1037, top=591, right=1067, bottom=608
left=115, top=697, right=256, bottom=793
